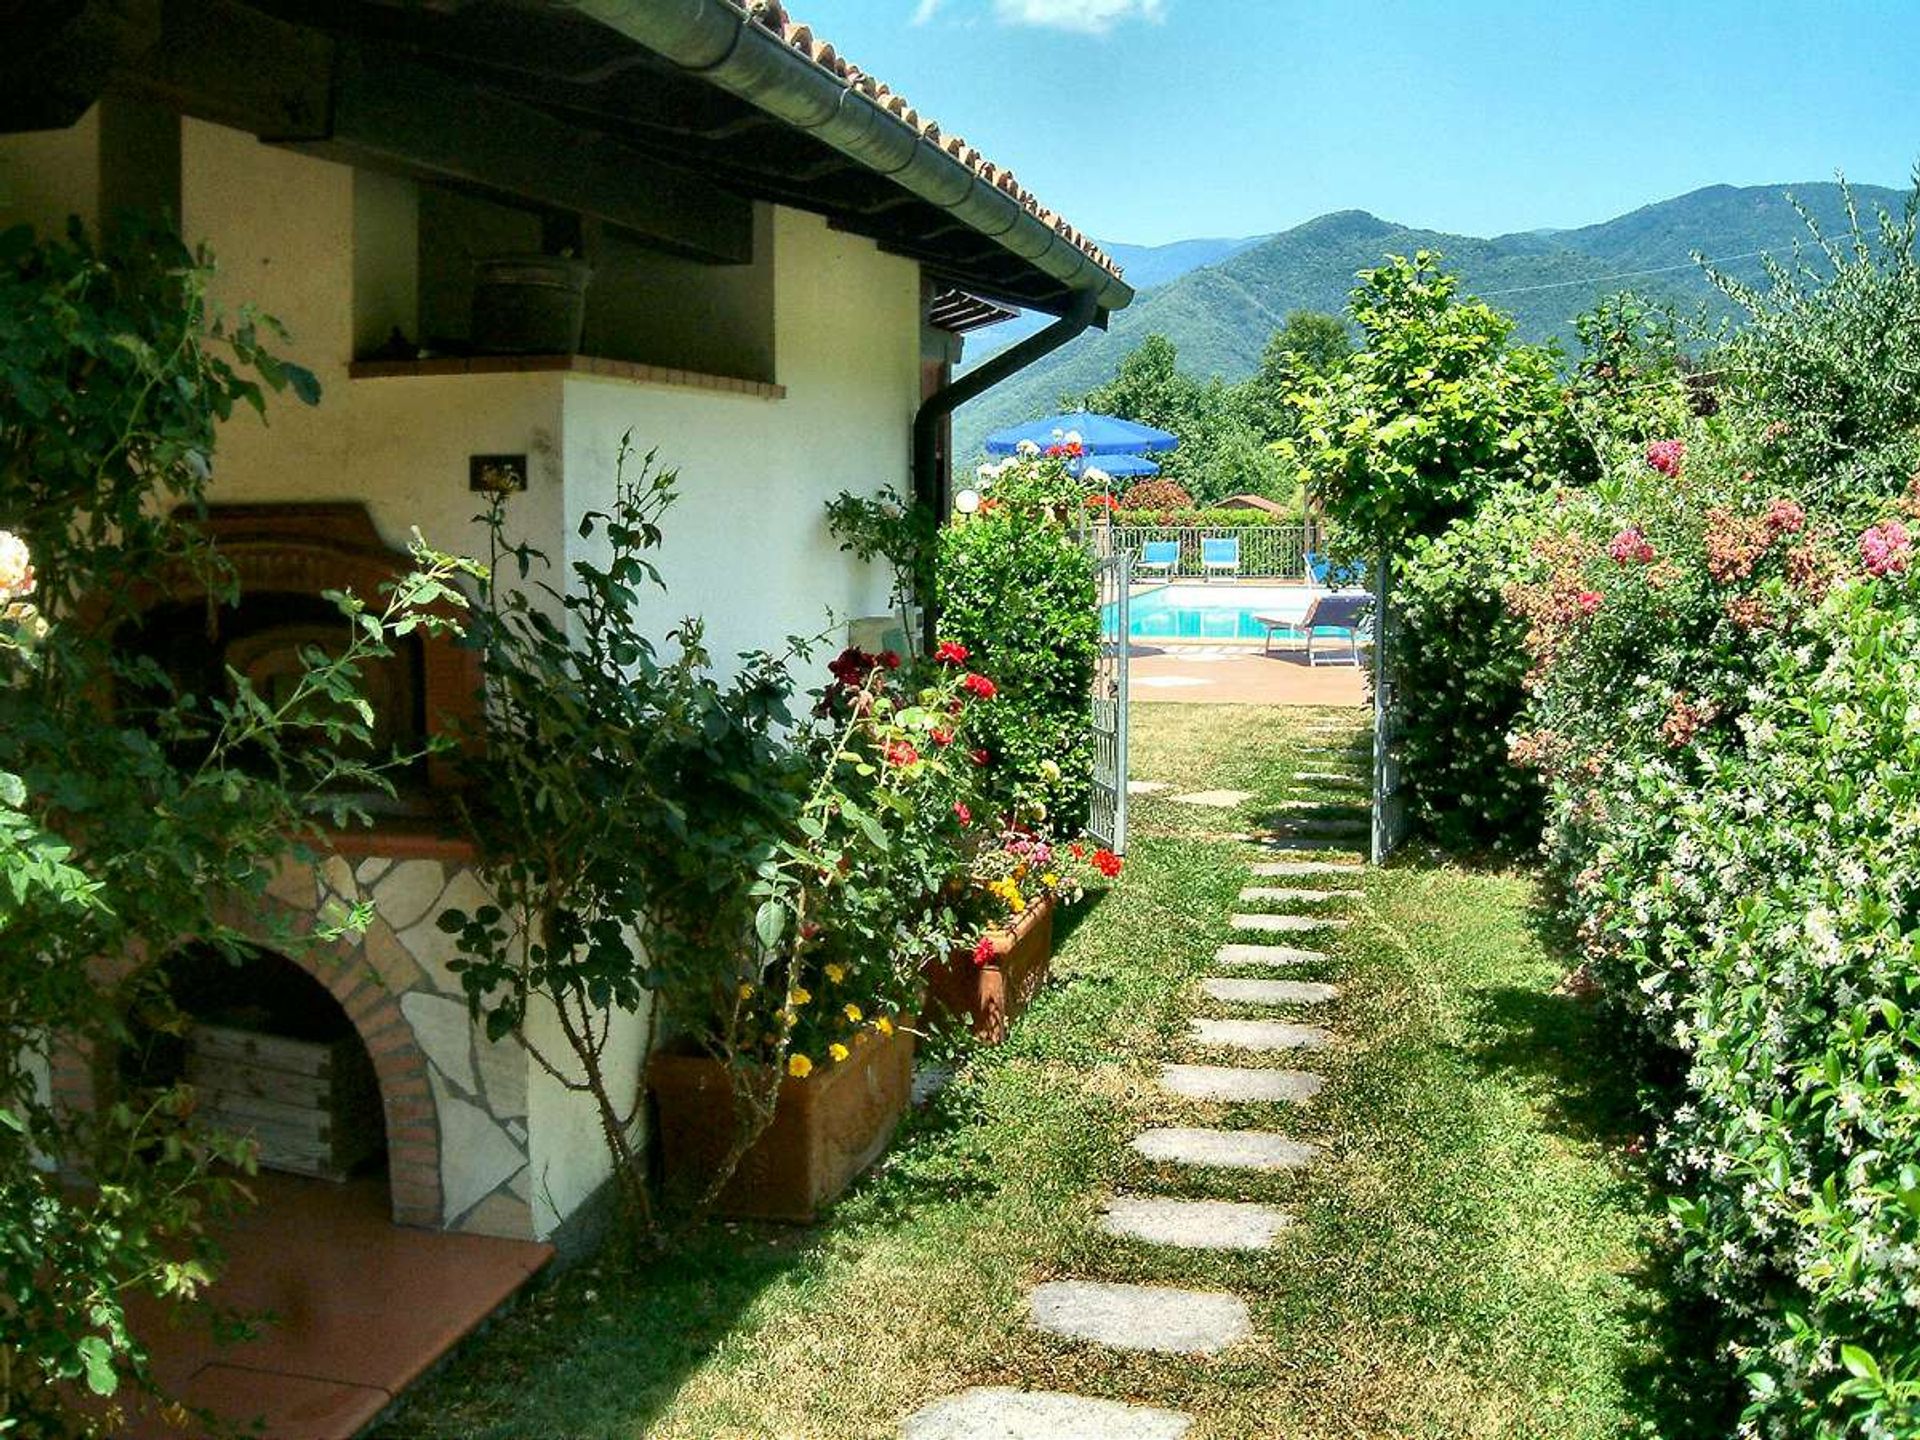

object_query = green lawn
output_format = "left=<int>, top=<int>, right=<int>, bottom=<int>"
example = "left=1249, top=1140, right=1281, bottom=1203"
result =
left=375, top=703, right=1701, bottom=1439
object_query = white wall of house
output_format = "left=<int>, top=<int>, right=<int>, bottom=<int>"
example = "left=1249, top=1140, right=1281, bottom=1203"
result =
left=0, top=108, right=922, bottom=1240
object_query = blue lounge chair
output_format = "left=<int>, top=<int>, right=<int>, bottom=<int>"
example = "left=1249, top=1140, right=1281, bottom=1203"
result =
left=1137, top=540, right=1178, bottom=577
left=1256, top=593, right=1373, bottom=665
left=1201, top=536, right=1240, bottom=580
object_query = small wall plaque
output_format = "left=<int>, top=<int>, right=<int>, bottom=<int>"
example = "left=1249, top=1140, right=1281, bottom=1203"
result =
left=469, top=454, right=529, bottom=493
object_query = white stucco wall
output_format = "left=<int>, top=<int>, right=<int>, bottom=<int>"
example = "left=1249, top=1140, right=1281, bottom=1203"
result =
left=0, top=107, right=99, bottom=236
left=560, top=206, right=916, bottom=681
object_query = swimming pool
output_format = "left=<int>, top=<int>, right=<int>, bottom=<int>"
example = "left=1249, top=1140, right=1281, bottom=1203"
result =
left=1120, top=583, right=1326, bottom=642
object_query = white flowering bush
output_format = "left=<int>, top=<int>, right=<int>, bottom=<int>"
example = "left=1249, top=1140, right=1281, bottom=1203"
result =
left=1517, top=427, right=1920, bottom=1434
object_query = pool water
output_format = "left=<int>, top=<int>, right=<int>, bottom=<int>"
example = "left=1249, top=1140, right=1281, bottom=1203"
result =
left=1120, top=583, right=1325, bottom=642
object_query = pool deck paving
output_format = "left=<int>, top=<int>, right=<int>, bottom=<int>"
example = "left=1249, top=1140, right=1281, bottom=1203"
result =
left=1129, top=644, right=1367, bottom=706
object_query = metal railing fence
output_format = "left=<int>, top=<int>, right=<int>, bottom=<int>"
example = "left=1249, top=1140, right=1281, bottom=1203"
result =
left=1105, top=524, right=1313, bottom=581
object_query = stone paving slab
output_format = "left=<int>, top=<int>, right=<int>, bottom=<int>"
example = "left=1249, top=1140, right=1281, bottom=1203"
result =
left=1160, top=1063, right=1325, bottom=1104
left=1244, top=835, right=1366, bottom=854
left=1238, top=886, right=1354, bottom=904
left=902, top=1387, right=1193, bottom=1440
left=1029, top=1280, right=1252, bottom=1354
left=1132, top=1126, right=1320, bottom=1171
left=1294, top=770, right=1367, bottom=786
left=1169, top=789, right=1254, bottom=808
left=1127, top=779, right=1170, bottom=795
left=1248, top=860, right=1362, bottom=878
left=1101, top=1195, right=1292, bottom=1251
left=1215, top=943, right=1330, bottom=967
left=1231, top=912, right=1347, bottom=934
left=1269, top=799, right=1370, bottom=815
left=1268, top=817, right=1370, bottom=837
left=1192, top=1017, right=1332, bottom=1051
left=1202, top=977, right=1341, bottom=1006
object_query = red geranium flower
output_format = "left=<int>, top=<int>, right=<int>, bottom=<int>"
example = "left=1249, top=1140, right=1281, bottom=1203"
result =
left=962, top=673, right=997, bottom=700
left=970, top=748, right=992, bottom=767
left=934, top=640, right=970, bottom=666
left=971, top=935, right=998, bottom=967
left=1092, top=848, right=1123, bottom=879
left=1577, top=590, right=1603, bottom=616
left=878, top=650, right=902, bottom=670
left=1645, top=439, right=1686, bottom=477
left=883, top=740, right=920, bottom=767
left=953, top=801, right=971, bottom=827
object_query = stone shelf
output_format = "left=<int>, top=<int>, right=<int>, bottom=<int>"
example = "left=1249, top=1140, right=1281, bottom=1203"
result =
left=348, top=353, right=786, bottom=401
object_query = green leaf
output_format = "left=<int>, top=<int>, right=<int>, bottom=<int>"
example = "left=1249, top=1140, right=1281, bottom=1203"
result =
left=754, top=899, right=787, bottom=950
left=78, top=1335, right=118, bottom=1396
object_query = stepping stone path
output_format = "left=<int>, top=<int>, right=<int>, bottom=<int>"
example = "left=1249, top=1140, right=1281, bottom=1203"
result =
left=1030, top=1280, right=1252, bottom=1354
left=1101, top=1195, right=1292, bottom=1251
left=1214, top=942, right=1328, bottom=967
left=1160, top=1063, right=1325, bottom=1104
left=907, top=727, right=1370, bottom=1435
left=1191, top=1017, right=1332, bottom=1051
left=1169, top=788, right=1254, bottom=808
left=1238, top=886, right=1353, bottom=904
left=902, top=1388, right=1193, bottom=1440
left=1248, top=860, right=1360, bottom=878
left=1231, top=912, right=1346, bottom=934
left=1202, top=977, right=1340, bottom=1006
left=1133, top=1126, right=1321, bottom=1171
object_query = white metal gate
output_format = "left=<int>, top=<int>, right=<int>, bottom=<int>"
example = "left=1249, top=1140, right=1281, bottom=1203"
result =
left=1090, top=547, right=1132, bottom=854
left=1371, top=552, right=1409, bottom=862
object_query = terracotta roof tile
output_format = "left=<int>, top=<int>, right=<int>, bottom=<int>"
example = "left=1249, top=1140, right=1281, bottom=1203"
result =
left=745, top=0, right=1121, bottom=282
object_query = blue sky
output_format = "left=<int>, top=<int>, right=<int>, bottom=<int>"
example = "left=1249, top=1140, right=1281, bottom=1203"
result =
left=810, top=0, right=1918, bottom=246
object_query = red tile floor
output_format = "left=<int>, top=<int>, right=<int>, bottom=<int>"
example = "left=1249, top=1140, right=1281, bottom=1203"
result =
left=117, top=1171, right=551, bottom=1439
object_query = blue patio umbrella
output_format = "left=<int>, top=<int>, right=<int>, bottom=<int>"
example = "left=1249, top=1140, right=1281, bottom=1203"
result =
left=984, top=409, right=1179, bottom=456
left=1083, top=452, right=1160, bottom=479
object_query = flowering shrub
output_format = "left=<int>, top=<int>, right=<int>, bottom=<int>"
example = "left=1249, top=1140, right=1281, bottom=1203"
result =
left=936, top=448, right=1098, bottom=829
left=1510, top=413, right=1920, bottom=1431
left=1118, top=478, right=1194, bottom=510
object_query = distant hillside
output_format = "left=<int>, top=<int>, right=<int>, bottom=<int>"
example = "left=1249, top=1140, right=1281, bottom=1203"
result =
left=954, top=181, right=1907, bottom=459
left=956, top=233, right=1265, bottom=374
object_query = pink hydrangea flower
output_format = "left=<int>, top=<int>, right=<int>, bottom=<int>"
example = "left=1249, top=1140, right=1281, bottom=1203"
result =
left=1859, top=520, right=1912, bottom=578
left=1607, top=527, right=1655, bottom=565
left=1645, top=440, right=1686, bottom=477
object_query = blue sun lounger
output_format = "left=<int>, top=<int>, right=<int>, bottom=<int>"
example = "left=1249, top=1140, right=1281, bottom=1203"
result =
left=1137, top=540, right=1179, bottom=577
left=1201, top=536, right=1239, bottom=580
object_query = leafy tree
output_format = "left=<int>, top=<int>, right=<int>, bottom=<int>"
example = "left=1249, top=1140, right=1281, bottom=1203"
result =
left=1293, top=252, right=1583, bottom=551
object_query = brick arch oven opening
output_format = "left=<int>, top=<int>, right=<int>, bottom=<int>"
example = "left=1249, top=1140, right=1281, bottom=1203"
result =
left=51, top=504, right=539, bottom=1239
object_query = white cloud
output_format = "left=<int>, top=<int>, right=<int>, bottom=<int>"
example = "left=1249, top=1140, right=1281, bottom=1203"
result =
left=911, top=0, right=942, bottom=23
left=991, top=0, right=1165, bottom=34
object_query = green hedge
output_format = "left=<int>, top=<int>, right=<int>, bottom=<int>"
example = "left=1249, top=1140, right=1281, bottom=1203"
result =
left=936, top=507, right=1097, bottom=830
left=1111, top=507, right=1299, bottom=528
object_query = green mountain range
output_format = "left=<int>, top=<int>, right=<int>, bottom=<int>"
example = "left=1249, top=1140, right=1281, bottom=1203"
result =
left=954, top=181, right=1907, bottom=460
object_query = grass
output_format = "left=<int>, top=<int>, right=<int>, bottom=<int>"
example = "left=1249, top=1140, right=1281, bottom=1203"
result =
left=375, top=702, right=1701, bottom=1440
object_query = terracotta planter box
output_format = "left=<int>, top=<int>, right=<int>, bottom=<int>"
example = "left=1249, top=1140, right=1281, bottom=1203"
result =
left=926, top=894, right=1056, bottom=1044
left=649, top=1023, right=915, bottom=1223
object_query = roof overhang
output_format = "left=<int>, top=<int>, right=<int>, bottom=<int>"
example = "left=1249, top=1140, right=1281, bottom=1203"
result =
left=0, top=0, right=1133, bottom=318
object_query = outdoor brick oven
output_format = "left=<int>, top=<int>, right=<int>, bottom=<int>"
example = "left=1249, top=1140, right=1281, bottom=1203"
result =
left=51, top=505, right=548, bottom=1240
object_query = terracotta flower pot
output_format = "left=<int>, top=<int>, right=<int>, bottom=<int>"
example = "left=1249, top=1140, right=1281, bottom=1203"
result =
left=648, top=1022, right=915, bottom=1223
left=925, top=893, right=1056, bottom=1044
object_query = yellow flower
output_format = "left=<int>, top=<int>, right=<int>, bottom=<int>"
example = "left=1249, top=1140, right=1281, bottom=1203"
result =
left=788, top=1053, right=813, bottom=1078
left=737, top=983, right=755, bottom=1000
left=788, top=987, right=812, bottom=1007
left=1042, top=872, right=1060, bottom=889
left=843, top=1003, right=863, bottom=1023
left=828, top=1043, right=850, bottom=1063
left=824, top=963, right=846, bottom=984
left=875, top=1016, right=894, bottom=1036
